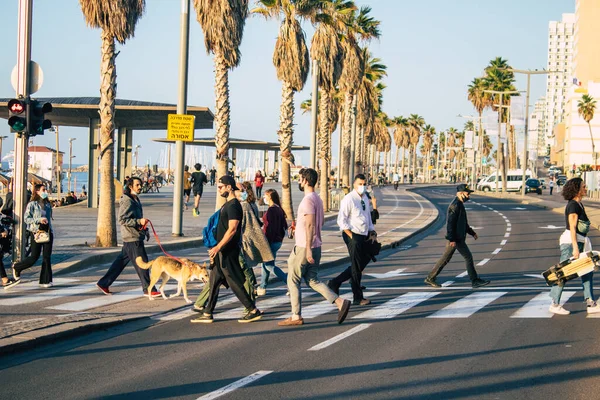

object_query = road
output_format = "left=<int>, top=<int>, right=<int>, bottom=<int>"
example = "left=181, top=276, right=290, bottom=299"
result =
left=2, top=186, right=600, bottom=399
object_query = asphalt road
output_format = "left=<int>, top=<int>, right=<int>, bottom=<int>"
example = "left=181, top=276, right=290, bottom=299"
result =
left=2, top=186, right=600, bottom=400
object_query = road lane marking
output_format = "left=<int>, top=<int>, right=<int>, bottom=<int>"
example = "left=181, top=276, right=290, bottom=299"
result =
left=353, top=292, right=440, bottom=320
left=456, top=271, right=468, bottom=278
left=428, top=292, right=506, bottom=318
left=0, top=278, right=79, bottom=297
left=280, top=292, right=380, bottom=319
left=442, top=281, right=454, bottom=287
left=0, top=282, right=103, bottom=306
left=477, top=258, right=490, bottom=266
left=217, top=292, right=313, bottom=320
left=492, top=248, right=502, bottom=255
left=197, top=370, right=273, bottom=399
left=501, top=240, right=507, bottom=245
left=308, top=323, right=371, bottom=351
left=504, top=233, right=510, bottom=238
left=507, top=223, right=512, bottom=227
left=151, top=295, right=240, bottom=322
left=511, top=292, right=576, bottom=318
left=506, top=227, right=512, bottom=232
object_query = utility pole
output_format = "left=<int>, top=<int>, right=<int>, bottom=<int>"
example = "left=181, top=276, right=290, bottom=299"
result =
left=349, top=96, right=357, bottom=182
left=172, top=0, right=190, bottom=236
left=50, top=125, right=60, bottom=199
left=309, top=60, right=319, bottom=169
left=135, top=145, right=141, bottom=170
left=68, top=138, right=76, bottom=192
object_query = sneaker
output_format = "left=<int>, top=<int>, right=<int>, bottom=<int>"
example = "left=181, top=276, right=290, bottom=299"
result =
left=238, top=309, right=263, bottom=323
left=337, top=299, right=351, bottom=324
left=471, top=278, right=490, bottom=288
left=549, top=303, right=570, bottom=315
left=278, top=317, right=304, bottom=326
left=192, top=209, right=199, bottom=217
left=2, top=277, right=20, bottom=290
left=12, top=265, right=20, bottom=280
left=424, top=277, right=441, bottom=288
left=96, top=284, right=112, bottom=295
left=256, top=288, right=266, bottom=296
left=353, top=298, right=371, bottom=306
left=192, top=305, right=205, bottom=313
left=39, top=283, right=53, bottom=288
left=144, top=290, right=162, bottom=298
left=327, top=279, right=340, bottom=295
left=191, top=314, right=214, bottom=323
left=587, top=299, right=600, bottom=314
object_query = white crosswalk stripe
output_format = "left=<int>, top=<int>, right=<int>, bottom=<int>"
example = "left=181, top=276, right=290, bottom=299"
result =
left=216, top=291, right=314, bottom=320
left=280, top=292, right=380, bottom=320
left=511, top=291, right=576, bottom=318
left=427, top=291, right=506, bottom=318
left=353, top=292, right=440, bottom=320
left=0, top=278, right=79, bottom=297
left=0, top=281, right=110, bottom=306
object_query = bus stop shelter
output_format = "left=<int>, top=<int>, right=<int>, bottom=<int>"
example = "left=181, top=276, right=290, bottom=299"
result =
left=0, top=97, right=214, bottom=208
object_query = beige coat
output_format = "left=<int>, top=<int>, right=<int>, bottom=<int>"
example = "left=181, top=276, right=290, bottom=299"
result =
left=241, top=202, right=274, bottom=267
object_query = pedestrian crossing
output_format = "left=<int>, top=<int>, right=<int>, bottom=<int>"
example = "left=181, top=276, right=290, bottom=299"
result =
left=1, top=279, right=598, bottom=319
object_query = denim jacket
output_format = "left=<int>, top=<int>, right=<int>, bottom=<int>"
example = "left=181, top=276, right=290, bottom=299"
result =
left=24, top=200, right=53, bottom=234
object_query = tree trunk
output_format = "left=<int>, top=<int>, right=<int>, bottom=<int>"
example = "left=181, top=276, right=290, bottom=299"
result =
left=95, top=32, right=117, bottom=247
left=394, top=145, right=400, bottom=174
left=318, top=90, right=331, bottom=211
left=341, top=93, right=353, bottom=187
left=401, top=147, right=406, bottom=183
left=426, top=150, right=431, bottom=183
left=412, top=145, right=417, bottom=183
left=588, top=122, right=597, bottom=168
left=214, top=53, right=231, bottom=210
left=278, top=81, right=296, bottom=220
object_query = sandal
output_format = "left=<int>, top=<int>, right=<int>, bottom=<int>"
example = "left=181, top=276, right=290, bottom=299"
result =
left=2, top=277, right=20, bottom=290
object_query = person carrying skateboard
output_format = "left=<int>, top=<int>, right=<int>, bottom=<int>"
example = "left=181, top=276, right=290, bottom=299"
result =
left=425, top=184, right=490, bottom=288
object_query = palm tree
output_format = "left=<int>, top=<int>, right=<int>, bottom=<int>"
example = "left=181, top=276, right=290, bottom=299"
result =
left=423, top=124, right=435, bottom=182
left=392, top=116, right=407, bottom=174
left=253, top=0, right=314, bottom=219
left=194, top=0, right=249, bottom=208
left=467, top=77, right=487, bottom=176
left=400, top=128, right=411, bottom=183
left=407, top=114, right=425, bottom=182
left=339, top=6, right=380, bottom=187
left=79, top=0, right=145, bottom=247
left=578, top=94, right=598, bottom=167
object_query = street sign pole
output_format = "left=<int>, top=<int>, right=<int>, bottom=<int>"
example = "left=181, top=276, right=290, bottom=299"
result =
left=172, top=0, right=190, bottom=237
left=13, top=0, right=33, bottom=262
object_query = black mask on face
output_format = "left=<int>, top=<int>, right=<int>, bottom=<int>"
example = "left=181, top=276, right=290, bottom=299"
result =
left=298, top=181, right=304, bottom=192
left=221, top=190, right=230, bottom=198
left=463, top=194, right=470, bottom=202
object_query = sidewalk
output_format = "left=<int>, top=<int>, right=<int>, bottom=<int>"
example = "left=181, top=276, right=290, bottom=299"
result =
left=0, top=185, right=438, bottom=354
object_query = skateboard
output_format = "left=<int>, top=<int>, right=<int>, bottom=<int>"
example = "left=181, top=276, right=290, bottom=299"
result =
left=543, top=251, right=600, bottom=286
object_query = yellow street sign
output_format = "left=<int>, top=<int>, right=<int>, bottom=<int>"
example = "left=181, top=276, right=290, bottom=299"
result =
left=167, top=114, right=195, bottom=142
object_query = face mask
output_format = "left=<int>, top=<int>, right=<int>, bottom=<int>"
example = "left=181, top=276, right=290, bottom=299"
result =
left=357, top=185, right=365, bottom=195
left=240, top=192, right=248, bottom=201
left=298, top=182, right=304, bottom=192
left=263, top=196, right=269, bottom=204
left=220, top=191, right=230, bottom=198
left=40, top=192, right=48, bottom=200
left=463, top=194, right=470, bottom=202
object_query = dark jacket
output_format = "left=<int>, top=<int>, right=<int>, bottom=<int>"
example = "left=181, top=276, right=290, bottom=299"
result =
left=119, top=193, right=145, bottom=242
left=445, top=197, right=475, bottom=242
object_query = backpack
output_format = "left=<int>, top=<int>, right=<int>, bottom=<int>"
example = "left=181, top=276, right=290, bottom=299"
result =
left=203, top=209, right=220, bottom=248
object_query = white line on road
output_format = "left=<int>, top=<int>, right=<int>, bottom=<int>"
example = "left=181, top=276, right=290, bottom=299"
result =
left=501, top=240, right=507, bottom=245
left=0, top=282, right=103, bottom=306
left=477, top=258, right=490, bottom=266
left=507, top=223, right=512, bottom=227
left=280, top=292, right=380, bottom=319
left=504, top=233, right=510, bottom=238
left=353, top=292, right=440, bottom=320
left=442, top=281, right=454, bottom=287
left=308, top=323, right=372, bottom=351
left=492, top=248, right=502, bottom=255
left=366, top=286, right=554, bottom=291
left=151, top=295, right=241, bottom=322
left=511, top=292, right=575, bottom=318
left=456, top=271, right=468, bottom=278
left=197, top=370, right=274, bottom=400
left=506, top=227, right=512, bottom=232
left=217, top=292, right=313, bottom=320
left=428, top=291, right=507, bottom=318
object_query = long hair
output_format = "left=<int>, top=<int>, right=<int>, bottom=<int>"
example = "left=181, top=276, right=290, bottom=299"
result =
left=562, top=177, right=583, bottom=201
left=124, top=177, right=142, bottom=196
left=241, top=181, right=256, bottom=204
left=30, top=183, right=49, bottom=205
left=264, top=188, right=286, bottom=218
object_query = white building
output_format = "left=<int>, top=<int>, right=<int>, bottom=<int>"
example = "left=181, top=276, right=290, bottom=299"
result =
left=544, top=13, right=575, bottom=145
left=562, top=82, right=600, bottom=167
left=529, top=97, right=546, bottom=155
left=28, top=146, right=63, bottom=186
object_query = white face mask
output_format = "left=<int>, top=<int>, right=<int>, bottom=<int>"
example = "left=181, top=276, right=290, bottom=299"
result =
left=264, top=196, right=269, bottom=204
left=357, top=185, right=366, bottom=195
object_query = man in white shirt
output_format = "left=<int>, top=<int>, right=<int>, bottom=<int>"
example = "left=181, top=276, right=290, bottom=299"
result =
left=328, top=174, right=377, bottom=305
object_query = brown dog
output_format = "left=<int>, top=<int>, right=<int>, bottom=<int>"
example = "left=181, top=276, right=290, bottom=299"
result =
left=136, top=256, right=209, bottom=303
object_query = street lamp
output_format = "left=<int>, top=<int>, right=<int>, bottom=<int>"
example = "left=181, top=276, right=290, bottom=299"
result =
left=49, top=126, right=61, bottom=200
left=135, top=145, right=142, bottom=170
left=458, top=114, right=484, bottom=185
left=483, top=89, right=520, bottom=194
left=68, top=138, right=76, bottom=192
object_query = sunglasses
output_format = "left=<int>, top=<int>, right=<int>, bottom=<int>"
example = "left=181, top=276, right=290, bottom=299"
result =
left=361, top=200, right=366, bottom=211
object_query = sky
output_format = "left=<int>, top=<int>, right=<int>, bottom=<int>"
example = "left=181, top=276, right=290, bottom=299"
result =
left=0, top=0, right=574, bottom=167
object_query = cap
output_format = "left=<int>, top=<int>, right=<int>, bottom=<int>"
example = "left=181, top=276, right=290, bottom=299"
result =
left=456, top=183, right=474, bottom=193
left=218, top=175, right=238, bottom=190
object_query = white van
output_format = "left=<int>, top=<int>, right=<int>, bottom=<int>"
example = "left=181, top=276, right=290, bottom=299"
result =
left=477, top=170, right=532, bottom=192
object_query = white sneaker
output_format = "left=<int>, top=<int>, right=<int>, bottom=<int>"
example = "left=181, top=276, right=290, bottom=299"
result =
left=256, top=288, right=266, bottom=296
left=587, top=300, right=600, bottom=314
left=39, top=283, right=53, bottom=288
left=549, top=303, right=570, bottom=315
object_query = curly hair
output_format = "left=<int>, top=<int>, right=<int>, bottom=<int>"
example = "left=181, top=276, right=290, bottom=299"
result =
left=562, top=177, right=583, bottom=201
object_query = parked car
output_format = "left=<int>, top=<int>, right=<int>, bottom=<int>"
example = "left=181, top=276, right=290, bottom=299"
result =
left=476, top=170, right=532, bottom=192
left=525, top=178, right=543, bottom=194
left=539, top=178, right=547, bottom=189
left=556, top=175, right=568, bottom=186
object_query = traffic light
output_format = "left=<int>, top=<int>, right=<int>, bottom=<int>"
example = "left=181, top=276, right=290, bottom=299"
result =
left=7, top=98, right=27, bottom=132
left=29, top=100, right=52, bottom=136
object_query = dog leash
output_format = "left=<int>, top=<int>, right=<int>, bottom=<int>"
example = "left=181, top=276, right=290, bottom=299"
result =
left=144, top=219, right=184, bottom=264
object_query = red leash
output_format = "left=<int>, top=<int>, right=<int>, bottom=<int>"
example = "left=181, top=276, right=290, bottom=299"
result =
left=144, top=220, right=184, bottom=264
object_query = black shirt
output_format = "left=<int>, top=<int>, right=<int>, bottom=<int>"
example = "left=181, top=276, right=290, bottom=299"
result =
left=217, top=198, right=243, bottom=252
left=565, top=200, right=589, bottom=236
left=191, top=171, right=207, bottom=191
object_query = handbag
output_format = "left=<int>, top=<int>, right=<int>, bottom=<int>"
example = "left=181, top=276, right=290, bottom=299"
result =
left=578, top=219, right=591, bottom=235
left=34, top=230, right=50, bottom=244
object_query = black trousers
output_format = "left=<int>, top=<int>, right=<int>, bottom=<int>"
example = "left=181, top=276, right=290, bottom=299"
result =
left=14, top=232, right=53, bottom=284
left=205, top=249, right=255, bottom=315
left=97, top=240, right=152, bottom=291
left=256, top=187, right=263, bottom=197
left=331, top=232, right=372, bottom=301
left=428, top=240, right=478, bottom=281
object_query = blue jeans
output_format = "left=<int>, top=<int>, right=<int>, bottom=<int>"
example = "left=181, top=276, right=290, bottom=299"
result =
left=260, top=241, right=287, bottom=289
left=549, top=242, right=594, bottom=304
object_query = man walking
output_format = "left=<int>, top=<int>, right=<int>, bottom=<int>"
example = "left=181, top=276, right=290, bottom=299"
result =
left=549, top=179, right=554, bottom=195
left=279, top=168, right=351, bottom=326
left=425, top=184, right=490, bottom=288
left=191, top=176, right=262, bottom=323
left=328, top=174, right=377, bottom=305
left=183, top=165, right=192, bottom=211
left=209, top=167, right=216, bottom=186
left=190, top=163, right=208, bottom=216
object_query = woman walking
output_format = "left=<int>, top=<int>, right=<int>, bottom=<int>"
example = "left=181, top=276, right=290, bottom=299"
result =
left=257, top=189, right=288, bottom=296
left=12, top=184, right=54, bottom=287
left=549, top=177, right=600, bottom=315
left=255, top=171, right=265, bottom=198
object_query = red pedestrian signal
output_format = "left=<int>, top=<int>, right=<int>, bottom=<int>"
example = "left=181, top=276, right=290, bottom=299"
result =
left=7, top=99, right=27, bottom=133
